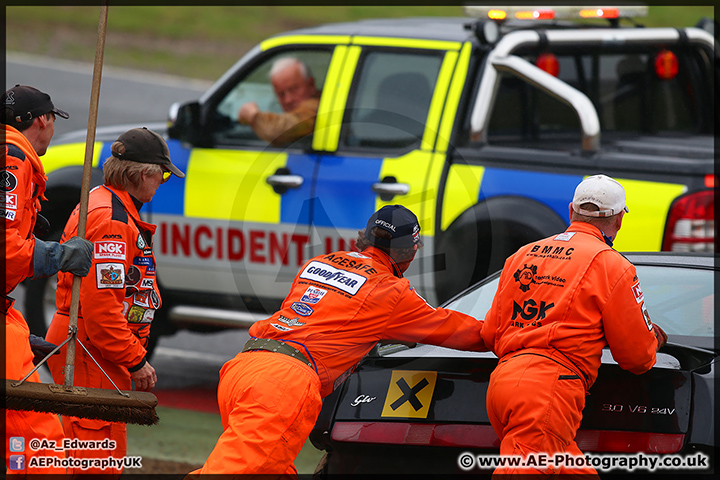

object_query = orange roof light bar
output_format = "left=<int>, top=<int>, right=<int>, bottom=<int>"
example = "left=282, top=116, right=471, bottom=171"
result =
left=487, top=9, right=507, bottom=20
left=515, top=9, right=555, bottom=20
left=464, top=6, right=648, bottom=21
left=580, top=8, right=620, bottom=18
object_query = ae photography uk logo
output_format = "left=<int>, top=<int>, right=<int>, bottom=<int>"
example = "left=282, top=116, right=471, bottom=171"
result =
left=7, top=436, right=143, bottom=471
left=458, top=451, right=711, bottom=472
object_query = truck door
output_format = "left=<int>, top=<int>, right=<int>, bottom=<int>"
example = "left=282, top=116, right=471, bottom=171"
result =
left=309, top=40, right=472, bottom=305
left=151, top=39, right=351, bottom=312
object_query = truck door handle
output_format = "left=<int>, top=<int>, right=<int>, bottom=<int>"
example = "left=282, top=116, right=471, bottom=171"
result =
left=267, top=175, right=304, bottom=188
left=267, top=167, right=304, bottom=194
left=372, top=177, right=410, bottom=201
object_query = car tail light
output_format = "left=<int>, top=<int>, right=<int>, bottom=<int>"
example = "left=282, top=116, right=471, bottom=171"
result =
left=576, top=430, right=685, bottom=454
left=331, top=422, right=684, bottom=454
left=662, top=189, right=715, bottom=252
left=331, top=422, right=500, bottom=448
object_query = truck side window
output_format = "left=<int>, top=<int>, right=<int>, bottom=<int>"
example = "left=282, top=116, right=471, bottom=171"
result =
left=211, top=49, right=332, bottom=147
left=343, top=51, right=442, bottom=149
left=483, top=49, right=708, bottom=147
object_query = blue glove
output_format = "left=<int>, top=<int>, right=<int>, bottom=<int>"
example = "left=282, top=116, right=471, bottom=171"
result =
left=33, top=236, right=93, bottom=279
left=29, top=334, right=59, bottom=366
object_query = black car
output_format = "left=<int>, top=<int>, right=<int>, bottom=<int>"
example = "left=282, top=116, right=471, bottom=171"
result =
left=310, top=252, right=716, bottom=476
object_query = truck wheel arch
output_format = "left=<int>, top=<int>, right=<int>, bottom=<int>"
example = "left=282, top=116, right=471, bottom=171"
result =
left=22, top=167, right=104, bottom=336
left=43, top=166, right=105, bottom=230
left=434, top=196, right=568, bottom=303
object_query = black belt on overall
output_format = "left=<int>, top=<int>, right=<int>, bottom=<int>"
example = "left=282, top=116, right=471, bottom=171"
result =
left=242, top=337, right=314, bottom=370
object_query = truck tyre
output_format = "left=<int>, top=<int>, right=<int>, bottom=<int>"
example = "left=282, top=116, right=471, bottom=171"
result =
left=435, top=197, right=567, bottom=303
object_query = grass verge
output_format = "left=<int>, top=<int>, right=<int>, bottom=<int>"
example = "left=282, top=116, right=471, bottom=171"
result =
left=6, top=6, right=714, bottom=81
left=126, top=406, right=325, bottom=474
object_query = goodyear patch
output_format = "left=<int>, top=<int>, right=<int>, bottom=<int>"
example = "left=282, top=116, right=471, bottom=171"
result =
left=381, top=370, right=437, bottom=419
left=299, top=261, right=367, bottom=295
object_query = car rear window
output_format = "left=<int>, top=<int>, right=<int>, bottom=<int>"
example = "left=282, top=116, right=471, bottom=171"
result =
left=486, top=45, right=714, bottom=143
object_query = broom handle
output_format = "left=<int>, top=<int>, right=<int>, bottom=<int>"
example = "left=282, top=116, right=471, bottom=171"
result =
left=64, top=3, right=109, bottom=388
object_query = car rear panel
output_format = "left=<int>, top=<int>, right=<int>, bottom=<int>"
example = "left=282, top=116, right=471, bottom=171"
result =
left=312, top=349, right=696, bottom=474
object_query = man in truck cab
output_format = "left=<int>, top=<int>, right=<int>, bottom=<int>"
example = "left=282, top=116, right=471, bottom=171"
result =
left=237, top=56, right=321, bottom=146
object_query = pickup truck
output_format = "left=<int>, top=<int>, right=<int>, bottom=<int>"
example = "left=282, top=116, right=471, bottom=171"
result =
left=28, top=5, right=717, bottom=351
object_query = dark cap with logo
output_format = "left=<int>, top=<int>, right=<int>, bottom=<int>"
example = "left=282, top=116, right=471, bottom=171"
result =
left=1, top=85, right=69, bottom=123
left=111, top=127, right=185, bottom=178
left=365, top=205, right=422, bottom=249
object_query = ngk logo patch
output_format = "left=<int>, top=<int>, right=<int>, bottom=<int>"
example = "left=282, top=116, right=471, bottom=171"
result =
left=1, top=193, right=17, bottom=210
left=631, top=282, right=644, bottom=304
left=95, top=241, right=127, bottom=260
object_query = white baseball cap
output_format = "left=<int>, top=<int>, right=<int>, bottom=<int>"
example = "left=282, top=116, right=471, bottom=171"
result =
left=572, top=174, right=629, bottom=217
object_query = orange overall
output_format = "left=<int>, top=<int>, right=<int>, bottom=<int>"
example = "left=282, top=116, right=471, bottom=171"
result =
left=481, top=222, right=660, bottom=477
left=45, top=185, right=160, bottom=478
left=192, top=246, right=487, bottom=476
left=3, top=125, right=66, bottom=476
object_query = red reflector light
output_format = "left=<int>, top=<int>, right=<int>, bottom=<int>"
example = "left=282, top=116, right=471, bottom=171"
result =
left=663, top=189, right=715, bottom=252
left=576, top=430, right=685, bottom=453
left=536, top=53, right=560, bottom=77
left=705, top=174, right=716, bottom=188
left=654, top=50, right=679, bottom=80
left=331, top=422, right=500, bottom=448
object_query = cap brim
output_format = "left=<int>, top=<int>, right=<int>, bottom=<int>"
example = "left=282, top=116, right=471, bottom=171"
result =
left=166, top=162, right=185, bottom=178
left=52, top=108, right=69, bottom=119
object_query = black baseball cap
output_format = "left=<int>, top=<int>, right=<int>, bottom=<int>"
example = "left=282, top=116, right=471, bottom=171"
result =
left=111, top=127, right=185, bottom=178
left=365, top=205, right=422, bottom=249
left=1, top=85, right=69, bottom=123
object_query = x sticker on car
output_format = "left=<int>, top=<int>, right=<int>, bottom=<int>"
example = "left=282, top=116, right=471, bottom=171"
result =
left=381, top=370, right=437, bottom=419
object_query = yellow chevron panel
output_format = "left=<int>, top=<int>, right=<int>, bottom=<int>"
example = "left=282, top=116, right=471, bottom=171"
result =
left=184, top=149, right=288, bottom=223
